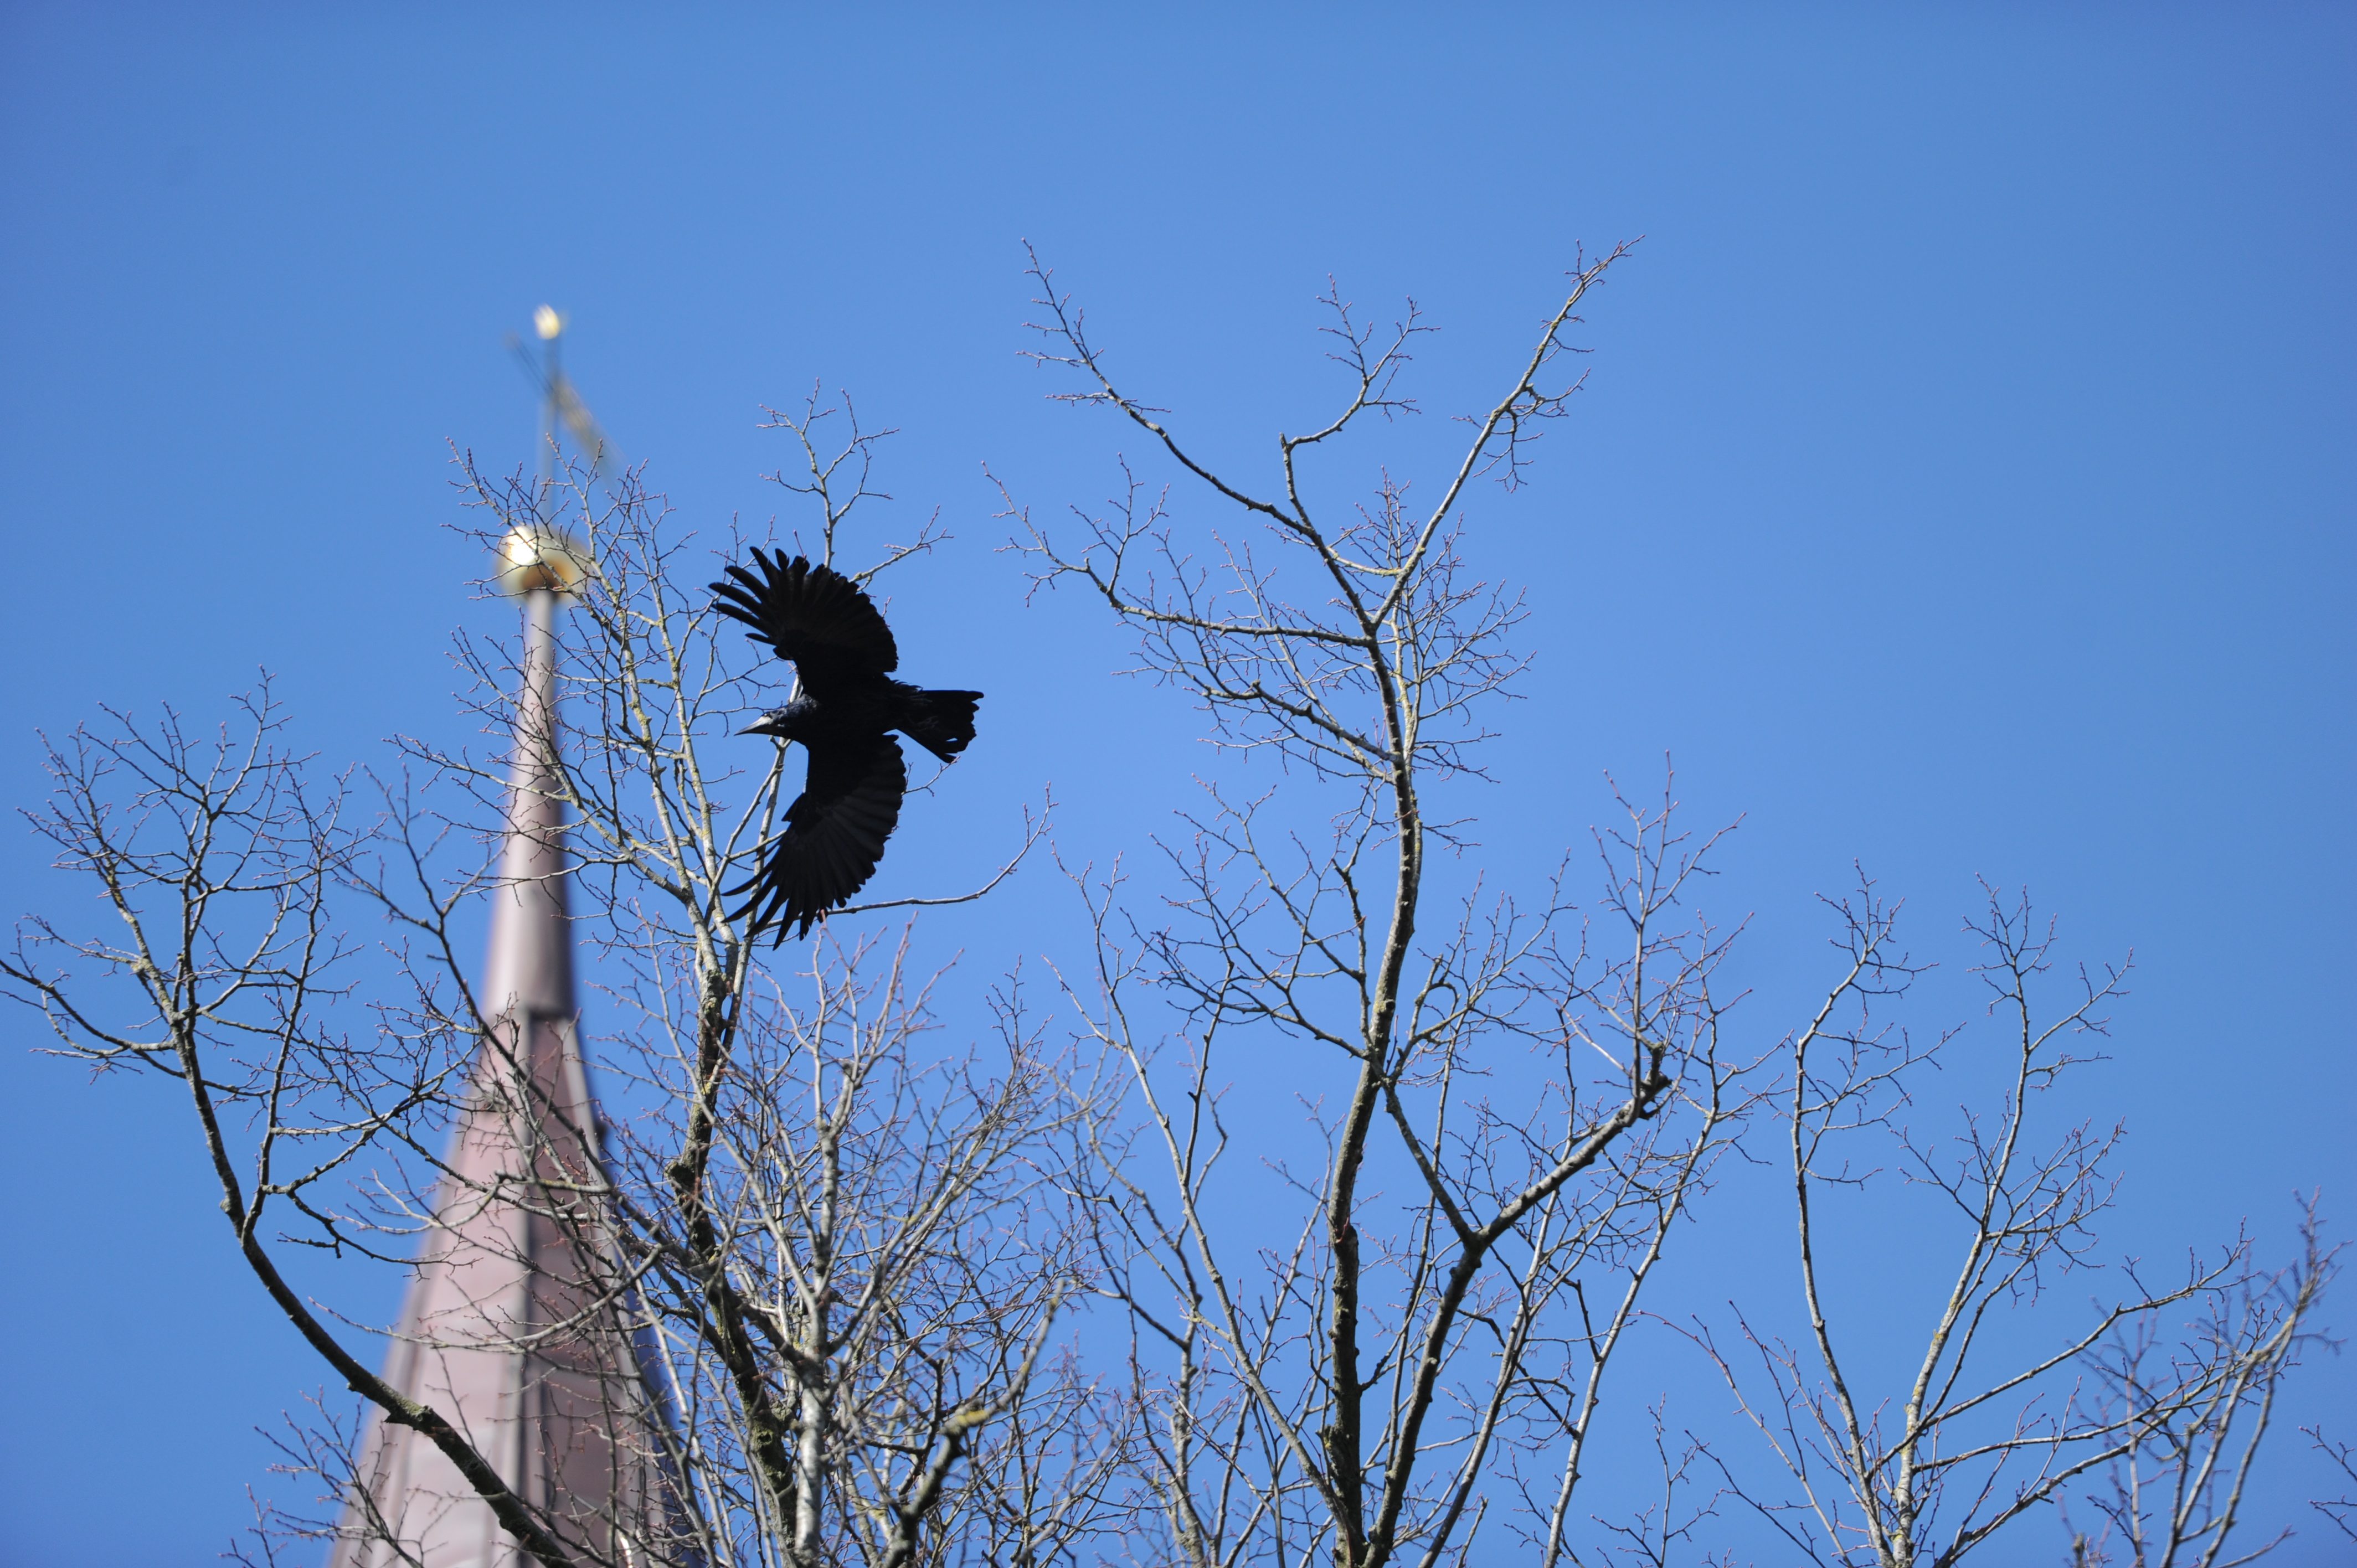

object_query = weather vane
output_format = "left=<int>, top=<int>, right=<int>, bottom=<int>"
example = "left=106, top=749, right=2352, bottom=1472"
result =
left=498, top=302, right=609, bottom=598
left=508, top=302, right=622, bottom=478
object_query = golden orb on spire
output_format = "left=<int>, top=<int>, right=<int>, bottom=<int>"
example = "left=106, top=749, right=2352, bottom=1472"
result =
left=533, top=304, right=564, bottom=341
left=496, top=524, right=594, bottom=597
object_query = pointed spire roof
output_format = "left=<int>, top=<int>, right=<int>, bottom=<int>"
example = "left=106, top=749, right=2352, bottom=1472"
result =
left=478, top=585, right=576, bottom=1023
left=332, top=551, right=687, bottom=1568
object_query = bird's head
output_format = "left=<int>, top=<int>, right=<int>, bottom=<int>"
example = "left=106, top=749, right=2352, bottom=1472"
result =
left=741, top=707, right=795, bottom=739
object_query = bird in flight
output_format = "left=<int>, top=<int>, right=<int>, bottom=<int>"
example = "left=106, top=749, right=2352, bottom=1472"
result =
left=712, top=550, right=982, bottom=940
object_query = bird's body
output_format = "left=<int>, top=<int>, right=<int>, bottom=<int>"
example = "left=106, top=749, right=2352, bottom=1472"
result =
left=750, top=683, right=976, bottom=761
left=712, top=550, right=981, bottom=940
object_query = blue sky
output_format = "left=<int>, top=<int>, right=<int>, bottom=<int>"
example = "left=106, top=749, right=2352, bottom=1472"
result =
left=2, top=6, right=2350, bottom=1564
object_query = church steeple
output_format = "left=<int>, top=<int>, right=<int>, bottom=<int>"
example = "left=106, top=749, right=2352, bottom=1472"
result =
left=329, top=528, right=686, bottom=1568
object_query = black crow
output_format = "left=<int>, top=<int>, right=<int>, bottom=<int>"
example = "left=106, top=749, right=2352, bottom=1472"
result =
left=712, top=549, right=981, bottom=940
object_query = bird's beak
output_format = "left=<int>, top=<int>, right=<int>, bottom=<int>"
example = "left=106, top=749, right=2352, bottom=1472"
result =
left=741, top=715, right=786, bottom=738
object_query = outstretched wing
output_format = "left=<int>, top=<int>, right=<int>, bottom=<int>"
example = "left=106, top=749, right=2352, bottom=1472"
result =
left=729, top=733, right=907, bottom=941
left=711, top=549, right=898, bottom=696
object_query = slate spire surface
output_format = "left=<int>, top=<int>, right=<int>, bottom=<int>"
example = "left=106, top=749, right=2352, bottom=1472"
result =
left=331, top=554, right=684, bottom=1568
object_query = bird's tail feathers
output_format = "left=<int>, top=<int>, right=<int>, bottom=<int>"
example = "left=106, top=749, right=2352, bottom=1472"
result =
left=897, top=687, right=982, bottom=765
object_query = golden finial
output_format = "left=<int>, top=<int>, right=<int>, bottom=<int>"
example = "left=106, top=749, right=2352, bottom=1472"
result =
left=533, top=304, right=564, bottom=341
left=496, top=524, right=594, bottom=597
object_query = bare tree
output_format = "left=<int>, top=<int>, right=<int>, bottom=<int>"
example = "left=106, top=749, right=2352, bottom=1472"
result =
left=18, top=267, right=2334, bottom=1568
left=1686, top=883, right=2334, bottom=1568
left=2062, top=1218, right=2330, bottom=1567
left=1568, top=1400, right=1734, bottom=1568
left=0, top=685, right=601, bottom=1565
left=1002, top=243, right=1772, bottom=1568
left=2303, top=1426, right=2357, bottom=1548
left=4, top=392, right=1119, bottom=1568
